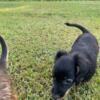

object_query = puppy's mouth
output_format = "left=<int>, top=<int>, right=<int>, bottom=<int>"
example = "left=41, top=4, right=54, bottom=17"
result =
left=53, top=96, right=64, bottom=100
left=55, top=98, right=64, bottom=100
left=52, top=90, right=72, bottom=100
left=52, top=78, right=74, bottom=100
left=53, top=89, right=70, bottom=100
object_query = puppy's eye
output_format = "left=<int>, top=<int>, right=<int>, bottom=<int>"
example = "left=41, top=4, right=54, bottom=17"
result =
left=64, top=79, right=73, bottom=84
left=67, top=79, right=73, bottom=83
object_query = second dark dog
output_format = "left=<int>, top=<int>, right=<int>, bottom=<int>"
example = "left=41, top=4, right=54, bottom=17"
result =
left=0, top=36, right=18, bottom=100
left=52, top=23, right=99, bottom=100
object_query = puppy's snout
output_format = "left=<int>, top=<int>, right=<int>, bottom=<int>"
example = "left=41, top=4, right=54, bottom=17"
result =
left=53, top=95, right=62, bottom=100
left=54, top=95, right=59, bottom=99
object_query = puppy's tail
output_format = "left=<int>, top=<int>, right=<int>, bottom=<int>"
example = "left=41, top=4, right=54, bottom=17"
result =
left=0, top=36, right=7, bottom=64
left=65, top=23, right=90, bottom=34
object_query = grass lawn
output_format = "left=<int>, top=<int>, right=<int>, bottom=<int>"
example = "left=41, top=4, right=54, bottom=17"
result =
left=0, top=1, right=100, bottom=100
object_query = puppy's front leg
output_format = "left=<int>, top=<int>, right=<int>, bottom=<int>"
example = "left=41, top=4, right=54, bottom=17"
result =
left=75, top=54, right=90, bottom=85
left=75, top=64, right=90, bottom=85
left=75, top=72, right=85, bottom=85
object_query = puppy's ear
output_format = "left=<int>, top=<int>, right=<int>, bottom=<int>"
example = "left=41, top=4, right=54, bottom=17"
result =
left=55, top=50, right=67, bottom=62
left=74, top=54, right=90, bottom=85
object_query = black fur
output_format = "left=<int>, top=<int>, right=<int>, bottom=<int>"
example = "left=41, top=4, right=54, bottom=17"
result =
left=55, top=50, right=67, bottom=61
left=52, top=23, right=99, bottom=99
left=0, top=36, right=7, bottom=70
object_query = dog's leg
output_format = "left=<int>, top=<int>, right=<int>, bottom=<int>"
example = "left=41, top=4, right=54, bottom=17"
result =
left=74, top=54, right=90, bottom=85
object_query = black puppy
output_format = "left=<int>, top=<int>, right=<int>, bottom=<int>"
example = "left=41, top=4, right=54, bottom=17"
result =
left=52, top=23, right=99, bottom=100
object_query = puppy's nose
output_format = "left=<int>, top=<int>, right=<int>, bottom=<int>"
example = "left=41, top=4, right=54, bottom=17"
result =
left=53, top=95, right=60, bottom=100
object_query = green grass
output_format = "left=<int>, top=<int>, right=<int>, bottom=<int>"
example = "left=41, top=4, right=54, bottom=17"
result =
left=0, top=1, right=100, bottom=100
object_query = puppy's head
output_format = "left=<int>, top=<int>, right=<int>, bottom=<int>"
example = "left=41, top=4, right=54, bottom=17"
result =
left=52, top=51, right=75, bottom=99
left=52, top=51, right=91, bottom=99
